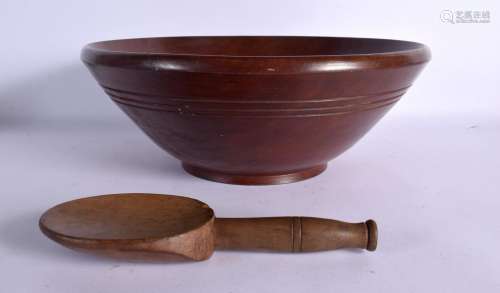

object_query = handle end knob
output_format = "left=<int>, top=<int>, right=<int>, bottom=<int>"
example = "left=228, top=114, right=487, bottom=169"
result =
left=365, top=219, right=378, bottom=251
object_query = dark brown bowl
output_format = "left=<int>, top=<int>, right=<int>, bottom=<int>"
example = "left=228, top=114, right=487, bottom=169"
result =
left=82, top=36, right=430, bottom=185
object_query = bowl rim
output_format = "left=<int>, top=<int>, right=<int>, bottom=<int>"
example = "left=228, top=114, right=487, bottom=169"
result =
left=82, top=36, right=431, bottom=74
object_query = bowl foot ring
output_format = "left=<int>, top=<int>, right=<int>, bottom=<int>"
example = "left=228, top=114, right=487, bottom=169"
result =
left=182, top=163, right=327, bottom=185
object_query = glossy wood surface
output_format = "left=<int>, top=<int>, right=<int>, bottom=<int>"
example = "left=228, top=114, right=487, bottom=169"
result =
left=40, top=193, right=378, bottom=261
left=82, top=36, right=430, bottom=184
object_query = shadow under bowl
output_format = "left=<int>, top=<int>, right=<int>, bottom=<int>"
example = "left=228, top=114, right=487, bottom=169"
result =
left=82, top=36, right=430, bottom=185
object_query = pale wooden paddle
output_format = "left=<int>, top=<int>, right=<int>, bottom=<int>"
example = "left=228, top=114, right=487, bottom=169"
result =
left=39, top=193, right=377, bottom=261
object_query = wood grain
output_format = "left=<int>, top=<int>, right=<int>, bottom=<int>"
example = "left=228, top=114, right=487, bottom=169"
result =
left=215, top=217, right=376, bottom=252
left=40, top=194, right=378, bottom=262
left=82, top=36, right=430, bottom=185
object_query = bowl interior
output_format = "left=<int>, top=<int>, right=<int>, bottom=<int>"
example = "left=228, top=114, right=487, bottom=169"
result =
left=89, top=36, right=424, bottom=57
left=40, top=194, right=213, bottom=240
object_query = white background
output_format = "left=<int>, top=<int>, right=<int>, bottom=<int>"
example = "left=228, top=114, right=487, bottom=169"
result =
left=1, top=0, right=499, bottom=292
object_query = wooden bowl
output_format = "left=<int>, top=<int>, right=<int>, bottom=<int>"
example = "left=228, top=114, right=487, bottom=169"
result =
left=82, top=36, right=430, bottom=185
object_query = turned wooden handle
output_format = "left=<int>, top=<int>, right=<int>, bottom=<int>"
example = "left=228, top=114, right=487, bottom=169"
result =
left=214, top=217, right=377, bottom=252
